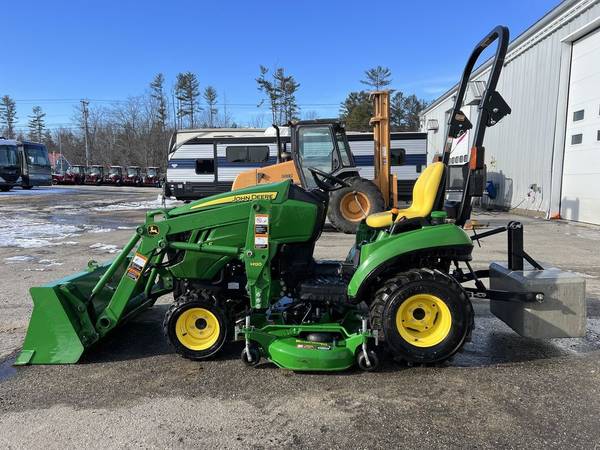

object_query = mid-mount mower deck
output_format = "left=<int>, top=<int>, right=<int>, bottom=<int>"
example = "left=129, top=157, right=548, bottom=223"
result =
left=15, top=26, right=586, bottom=371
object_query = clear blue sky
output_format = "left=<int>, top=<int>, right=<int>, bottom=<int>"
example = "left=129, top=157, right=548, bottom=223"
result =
left=2, top=0, right=561, bottom=130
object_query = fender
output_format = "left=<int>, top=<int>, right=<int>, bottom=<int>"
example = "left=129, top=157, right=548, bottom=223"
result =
left=347, top=224, right=473, bottom=300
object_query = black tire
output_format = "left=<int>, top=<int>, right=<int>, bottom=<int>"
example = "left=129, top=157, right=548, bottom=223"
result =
left=370, top=269, right=473, bottom=365
left=241, top=344, right=261, bottom=367
left=356, top=349, right=379, bottom=372
left=1, top=186, right=12, bottom=192
left=163, top=291, right=228, bottom=360
left=327, top=177, right=385, bottom=234
left=22, top=185, right=33, bottom=190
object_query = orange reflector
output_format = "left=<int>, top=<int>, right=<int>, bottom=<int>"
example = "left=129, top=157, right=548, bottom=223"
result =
left=469, top=147, right=479, bottom=170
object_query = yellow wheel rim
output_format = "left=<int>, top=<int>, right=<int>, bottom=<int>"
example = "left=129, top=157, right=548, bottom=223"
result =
left=175, top=307, right=221, bottom=351
left=340, top=192, right=371, bottom=222
left=395, top=294, right=452, bottom=348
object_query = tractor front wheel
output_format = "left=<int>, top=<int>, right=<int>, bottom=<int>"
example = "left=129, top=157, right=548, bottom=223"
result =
left=327, top=177, right=385, bottom=234
left=163, top=291, right=228, bottom=360
left=370, top=269, right=473, bottom=365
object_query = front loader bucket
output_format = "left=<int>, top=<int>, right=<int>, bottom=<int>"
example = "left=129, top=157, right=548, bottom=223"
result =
left=15, top=261, right=116, bottom=365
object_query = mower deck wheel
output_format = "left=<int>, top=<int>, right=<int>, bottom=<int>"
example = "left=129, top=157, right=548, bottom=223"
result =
left=357, top=349, right=379, bottom=372
left=241, top=344, right=261, bottom=367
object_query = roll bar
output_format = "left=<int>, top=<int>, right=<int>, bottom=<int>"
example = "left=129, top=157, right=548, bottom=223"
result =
left=438, top=25, right=511, bottom=227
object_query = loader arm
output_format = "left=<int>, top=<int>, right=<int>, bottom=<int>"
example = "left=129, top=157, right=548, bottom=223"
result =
left=16, top=181, right=296, bottom=365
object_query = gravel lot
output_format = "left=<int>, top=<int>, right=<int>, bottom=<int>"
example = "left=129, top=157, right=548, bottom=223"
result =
left=1, top=185, right=599, bottom=448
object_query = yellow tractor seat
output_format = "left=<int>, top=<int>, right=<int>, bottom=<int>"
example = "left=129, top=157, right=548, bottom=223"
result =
left=366, top=162, right=445, bottom=228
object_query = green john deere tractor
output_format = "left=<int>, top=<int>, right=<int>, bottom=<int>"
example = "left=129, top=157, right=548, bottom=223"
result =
left=15, top=26, right=586, bottom=371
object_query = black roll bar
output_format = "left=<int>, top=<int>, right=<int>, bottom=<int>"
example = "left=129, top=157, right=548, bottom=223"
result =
left=437, top=26, right=511, bottom=227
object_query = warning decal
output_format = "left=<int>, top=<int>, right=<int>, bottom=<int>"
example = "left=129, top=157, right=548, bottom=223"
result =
left=254, top=214, right=269, bottom=249
left=126, top=252, right=148, bottom=281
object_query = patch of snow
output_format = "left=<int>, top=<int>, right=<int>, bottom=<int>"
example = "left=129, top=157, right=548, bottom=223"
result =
left=92, top=196, right=180, bottom=212
left=0, top=217, right=82, bottom=248
left=87, top=228, right=114, bottom=234
left=38, top=259, right=63, bottom=267
left=117, top=226, right=135, bottom=230
left=89, top=243, right=120, bottom=254
left=4, top=255, right=35, bottom=262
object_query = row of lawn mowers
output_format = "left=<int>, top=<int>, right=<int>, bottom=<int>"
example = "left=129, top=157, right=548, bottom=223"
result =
left=52, top=164, right=163, bottom=187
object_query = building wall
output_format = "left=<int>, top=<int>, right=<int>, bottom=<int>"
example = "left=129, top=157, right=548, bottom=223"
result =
left=421, top=0, right=600, bottom=214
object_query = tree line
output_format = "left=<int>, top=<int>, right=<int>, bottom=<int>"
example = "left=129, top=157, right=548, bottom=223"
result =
left=0, top=65, right=428, bottom=170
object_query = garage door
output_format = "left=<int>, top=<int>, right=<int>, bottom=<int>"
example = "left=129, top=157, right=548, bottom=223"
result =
left=561, top=27, right=600, bottom=224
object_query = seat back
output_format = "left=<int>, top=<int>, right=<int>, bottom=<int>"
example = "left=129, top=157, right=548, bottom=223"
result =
left=401, top=162, right=445, bottom=220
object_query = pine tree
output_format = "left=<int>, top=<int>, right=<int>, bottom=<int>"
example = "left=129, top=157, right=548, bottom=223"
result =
left=339, top=91, right=373, bottom=131
left=360, top=66, right=392, bottom=90
left=0, top=95, right=18, bottom=138
left=150, top=73, right=168, bottom=130
left=256, top=66, right=300, bottom=125
left=256, top=65, right=280, bottom=125
left=203, top=86, right=218, bottom=127
left=402, top=95, right=428, bottom=131
left=390, top=91, right=406, bottom=131
left=28, top=106, right=46, bottom=142
left=175, top=72, right=201, bottom=128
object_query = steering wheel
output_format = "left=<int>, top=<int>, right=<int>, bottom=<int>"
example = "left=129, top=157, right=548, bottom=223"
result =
left=307, top=167, right=351, bottom=192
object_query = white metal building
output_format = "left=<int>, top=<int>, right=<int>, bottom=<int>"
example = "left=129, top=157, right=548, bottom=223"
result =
left=420, top=0, right=600, bottom=224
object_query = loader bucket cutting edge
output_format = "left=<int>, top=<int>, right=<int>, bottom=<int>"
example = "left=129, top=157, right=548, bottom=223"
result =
left=15, top=259, right=134, bottom=365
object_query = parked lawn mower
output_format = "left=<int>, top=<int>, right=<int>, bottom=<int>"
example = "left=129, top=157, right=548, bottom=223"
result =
left=85, top=165, right=104, bottom=185
left=16, top=26, right=586, bottom=372
left=105, top=165, right=124, bottom=185
left=64, top=165, right=86, bottom=185
left=124, top=166, right=143, bottom=186
left=143, top=166, right=161, bottom=187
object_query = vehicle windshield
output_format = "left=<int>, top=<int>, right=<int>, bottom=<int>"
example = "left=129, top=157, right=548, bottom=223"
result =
left=297, top=126, right=335, bottom=189
left=146, top=168, right=157, bottom=177
left=24, top=145, right=50, bottom=167
left=71, top=166, right=84, bottom=174
left=109, top=167, right=121, bottom=175
left=0, top=145, right=18, bottom=166
left=89, top=167, right=101, bottom=175
left=335, top=129, right=352, bottom=167
left=127, top=167, right=139, bottom=176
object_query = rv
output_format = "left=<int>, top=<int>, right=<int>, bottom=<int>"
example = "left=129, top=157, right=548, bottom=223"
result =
left=166, top=127, right=427, bottom=201
left=19, top=141, right=52, bottom=189
left=0, top=138, right=20, bottom=192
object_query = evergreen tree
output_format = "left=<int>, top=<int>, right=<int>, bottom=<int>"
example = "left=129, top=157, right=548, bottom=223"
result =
left=175, top=72, right=201, bottom=128
left=256, top=66, right=300, bottom=125
left=203, top=86, right=218, bottom=127
left=339, top=91, right=373, bottom=131
left=28, top=106, right=46, bottom=142
left=150, top=73, right=168, bottom=130
left=390, top=91, right=406, bottom=131
left=360, top=66, right=392, bottom=90
left=0, top=95, right=17, bottom=138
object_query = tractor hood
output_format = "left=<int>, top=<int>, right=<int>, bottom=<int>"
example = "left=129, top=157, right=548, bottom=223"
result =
left=168, top=180, right=292, bottom=217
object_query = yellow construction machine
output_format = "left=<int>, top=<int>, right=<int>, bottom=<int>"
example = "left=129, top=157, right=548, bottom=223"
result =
left=232, top=92, right=399, bottom=233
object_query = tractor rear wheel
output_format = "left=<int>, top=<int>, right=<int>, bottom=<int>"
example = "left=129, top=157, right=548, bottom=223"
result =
left=327, top=177, right=385, bottom=234
left=370, top=269, right=473, bottom=365
left=163, top=291, right=228, bottom=360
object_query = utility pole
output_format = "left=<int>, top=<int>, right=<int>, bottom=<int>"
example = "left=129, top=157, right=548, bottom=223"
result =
left=80, top=99, right=90, bottom=166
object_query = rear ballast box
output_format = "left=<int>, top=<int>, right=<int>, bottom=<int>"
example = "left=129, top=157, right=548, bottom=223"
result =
left=489, top=262, right=586, bottom=338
